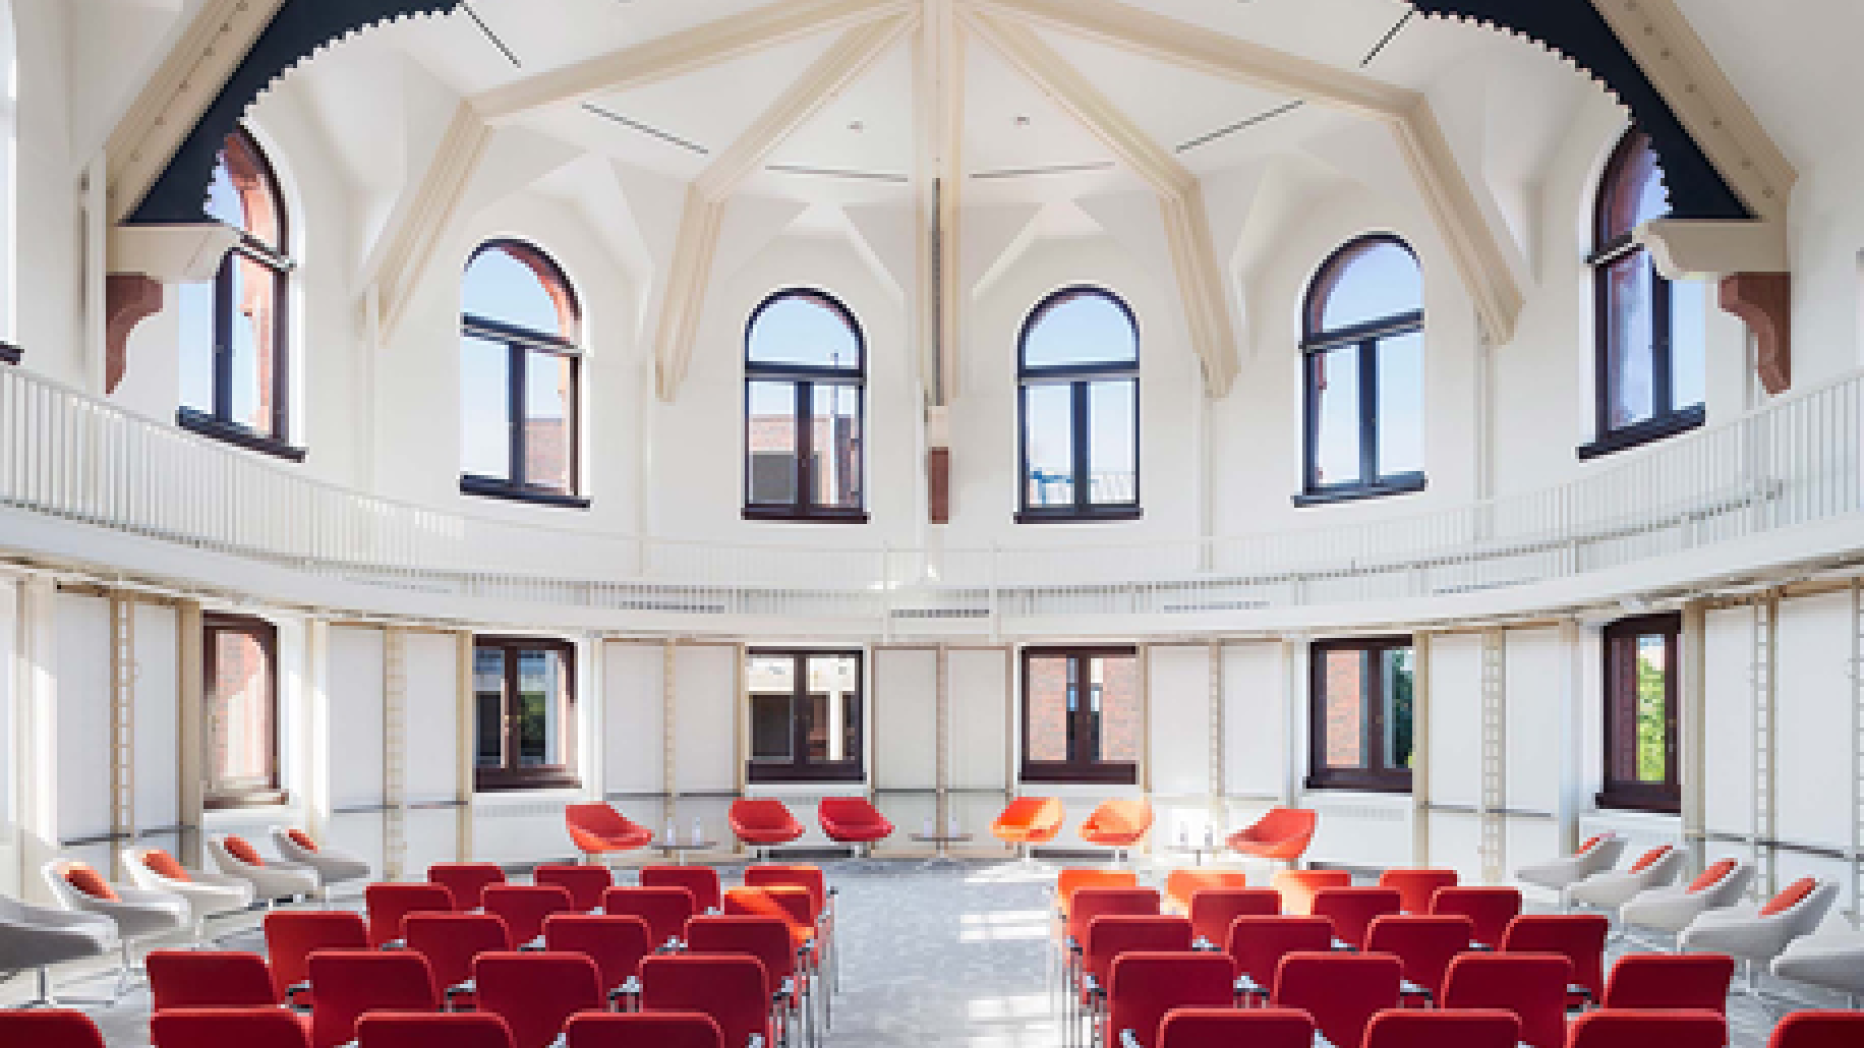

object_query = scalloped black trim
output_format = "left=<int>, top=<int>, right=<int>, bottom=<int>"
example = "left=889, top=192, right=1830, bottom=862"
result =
left=128, top=0, right=463, bottom=226
left=1404, top=1, right=1750, bottom=222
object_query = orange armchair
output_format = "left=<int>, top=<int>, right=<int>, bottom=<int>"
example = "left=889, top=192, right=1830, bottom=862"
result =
left=728, top=798, right=806, bottom=859
left=565, top=803, right=654, bottom=864
left=1079, top=798, right=1154, bottom=864
left=990, top=797, right=1064, bottom=859
left=1227, top=807, right=1317, bottom=866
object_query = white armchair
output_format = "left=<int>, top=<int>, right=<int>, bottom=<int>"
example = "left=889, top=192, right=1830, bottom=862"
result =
left=1570, top=844, right=1684, bottom=918
left=41, top=859, right=188, bottom=996
left=1619, top=858, right=1753, bottom=947
left=1682, top=878, right=1839, bottom=988
left=1515, top=833, right=1626, bottom=908
left=1771, top=927, right=1864, bottom=1005
left=269, top=827, right=369, bottom=894
left=207, top=834, right=319, bottom=904
left=123, top=846, right=254, bottom=944
left=0, top=892, right=117, bottom=1007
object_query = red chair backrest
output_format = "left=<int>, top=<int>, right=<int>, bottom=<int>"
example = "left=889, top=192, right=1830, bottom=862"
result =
left=403, top=912, right=513, bottom=992
left=1084, top=799, right=1154, bottom=839
left=1156, top=1008, right=1314, bottom=1048
left=1568, top=1009, right=1727, bottom=1048
left=730, top=798, right=803, bottom=834
left=640, top=954, right=771, bottom=1048
left=1442, top=952, right=1573, bottom=1048
left=151, top=1008, right=311, bottom=1048
left=818, top=795, right=886, bottom=826
left=1161, top=869, right=1247, bottom=914
left=1362, top=1008, right=1521, bottom=1048
left=721, top=886, right=815, bottom=953
left=1428, top=887, right=1522, bottom=947
left=1060, top=868, right=1142, bottom=920
left=534, top=863, right=613, bottom=912
left=565, top=803, right=647, bottom=852
left=1104, top=952, right=1234, bottom=1048
left=642, top=865, right=723, bottom=913
left=1363, top=914, right=1476, bottom=1000
left=427, top=863, right=506, bottom=911
left=996, top=796, right=1064, bottom=833
left=1224, top=915, right=1333, bottom=989
left=1500, top=914, right=1610, bottom=1002
left=564, top=1012, right=725, bottom=1048
left=146, top=950, right=277, bottom=1010
left=1068, top=887, right=1160, bottom=945
left=0, top=1010, right=108, bottom=1048
left=1600, top=953, right=1734, bottom=1013
left=1767, top=1011, right=1864, bottom=1048
left=744, top=864, right=828, bottom=919
left=544, top=913, right=654, bottom=992
left=356, top=1012, right=516, bottom=1048
left=483, top=884, right=576, bottom=946
left=684, top=914, right=798, bottom=996
left=262, top=910, right=368, bottom=1002
left=306, top=950, right=438, bottom=1048
left=603, top=885, right=699, bottom=947
left=1271, top=951, right=1402, bottom=1048
left=1312, top=887, right=1404, bottom=950
left=1376, top=869, right=1459, bottom=915
left=364, top=883, right=457, bottom=947
left=1270, top=869, right=1352, bottom=916
left=472, top=952, right=604, bottom=1048
left=1083, top=915, right=1193, bottom=989
left=1185, top=888, right=1279, bottom=946
left=1233, top=808, right=1318, bottom=858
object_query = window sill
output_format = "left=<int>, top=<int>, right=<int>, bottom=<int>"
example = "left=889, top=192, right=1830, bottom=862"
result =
left=1593, top=789, right=1681, bottom=816
left=177, top=408, right=306, bottom=462
left=0, top=340, right=19, bottom=365
left=1304, top=775, right=1413, bottom=795
left=204, top=789, right=292, bottom=811
left=1293, top=474, right=1426, bottom=508
left=460, top=475, right=590, bottom=509
left=475, top=773, right=583, bottom=793
left=1014, top=506, right=1143, bottom=525
left=1577, top=406, right=1705, bottom=461
left=741, top=506, right=871, bottom=524
left=1020, top=763, right=1138, bottom=786
left=747, top=763, right=866, bottom=785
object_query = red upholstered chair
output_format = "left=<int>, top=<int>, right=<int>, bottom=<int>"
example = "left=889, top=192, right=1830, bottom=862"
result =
left=544, top=913, right=654, bottom=1003
left=640, top=954, right=773, bottom=1048
left=1500, top=913, right=1610, bottom=1007
left=472, top=951, right=604, bottom=1048
left=151, top=1008, right=313, bottom=1048
left=0, top=1010, right=107, bottom=1048
left=306, top=950, right=439, bottom=1048
left=1377, top=869, right=1459, bottom=915
left=1271, top=951, right=1401, bottom=1048
left=1768, top=1011, right=1864, bottom=1048
left=565, top=803, right=654, bottom=864
left=534, top=863, right=612, bottom=912
left=1162, top=869, right=1247, bottom=915
left=1067, top=887, right=1160, bottom=951
left=1227, top=808, right=1316, bottom=865
left=1157, top=1008, right=1314, bottom=1048
left=1102, top=952, right=1234, bottom=1048
left=817, top=796, right=895, bottom=856
left=1081, top=916, right=1193, bottom=1024
left=1185, top=888, right=1279, bottom=950
left=1568, top=1009, right=1727, bottom=1048
left=1599, top=952, right=1734, bottom=1013
left=744, top=864, right=833, bottom=982
left=1365, top=914, right=1476, bottom=1004
left=1442, top=953, right=1573, bottom=1048
left=1363, top=1008, right=1522, bottom=1048
left=604, top=885, right=699, bottom=950
left=991, top=796, right=1065, bottom=857
left=1429, top=886, right=1522, bottom=949
left=1271, top=869, right=1352, bottom=916
left=1058, top=869, right=1141, bottom=927
left=262, top=910, right=368, bottom=1006
left=642, top=865, right=723, bottom=914
left=1312, top=887, right=1403, bottom=951
left=1080, top=799, right=1155, bottom=864
left=402, top=912, right=511, bottom=1007
left=483, top=884, right=575, bottom=948
left=364, top=883, right=456, bottom=947
left=728, top=799, right=806, bottom=859
left=684, top=915, right=804, bottom=1046
left=427, top=863, right=506, bottom=911
left=565, top=1012, right=726, bottom=1048
left=1224, top=915, right=1333, bottom=1002
left=146, top=949, right=280, bottom=1010
left=357, top=1012, right=517, bottom=1048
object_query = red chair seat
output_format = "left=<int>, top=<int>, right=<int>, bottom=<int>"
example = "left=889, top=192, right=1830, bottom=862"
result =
left=1227, top=808, right=1316, bottom=862
left=729, top=799, right=806, bottom=846
left=818, top=796, right=894, bottom=845
left=565, top=803, right=654, bottom=858
left=1081, top=799, right=1154, bottom=849
left=991, top=797, right=1065, bottom=845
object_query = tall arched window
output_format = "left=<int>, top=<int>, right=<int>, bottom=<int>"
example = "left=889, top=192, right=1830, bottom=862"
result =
left=179, top=126, right=298, bottom=458
left=1584, top=127, right=1706, bottom=459
left=460, top=240, right=585, bottom=506
left=1018, top=287, right=1140, bottom=522
left=1300, top=235, right=1425, bottom=504
left=743, top=290, right=866, bottom=521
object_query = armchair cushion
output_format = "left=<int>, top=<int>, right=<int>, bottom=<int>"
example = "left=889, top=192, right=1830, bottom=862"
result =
left=223, top=836, right=266, bottom=867
left=143, top=849, right=192, bottom=883
left=1759, top=877, right=1816, bottom=917
left=64, top=864, right=119, bottom=902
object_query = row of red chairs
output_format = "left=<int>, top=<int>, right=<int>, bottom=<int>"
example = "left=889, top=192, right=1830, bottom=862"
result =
left=567, top=799, right=892, bottom=860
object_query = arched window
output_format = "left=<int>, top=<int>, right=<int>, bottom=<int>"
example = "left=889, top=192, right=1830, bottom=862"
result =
left=459, top=240, right=585, bottom=506
left=743, top=290, right=866, bottom=521
left=179, top=126, right=298, bottom=458
left=1584, top=127, right=1705, bottom=458
left=1017, top=287, right=1140, bottom=521
left=1300, top=235, right=1424, bottom=503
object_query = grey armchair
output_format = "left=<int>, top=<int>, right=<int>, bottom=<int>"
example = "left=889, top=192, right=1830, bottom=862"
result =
left=0, top=892, right=117, bottom=1007
left=40, top=860, right=186, bottom=996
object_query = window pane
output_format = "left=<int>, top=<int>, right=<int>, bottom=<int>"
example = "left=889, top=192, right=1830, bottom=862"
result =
left=515, top=649, right=565, bottom=767
left=474, top=649, right=505, bottom=769
left=810, top=384, right=862, bottom=510
left=748, top=655, right=796, bottom=761
left=1087, top=379, right=1137, bottom=505
left=1600, top=132, right=1667, bottom=243
left=1312, top=346, right=1362, bottom=487
left=748, top=293, right=861, bottom=370
left=747, top=381, right=798, bottom=505
left=1604, top=253, right=1657, bottom=429
left=179, top=280, right=215, bottom=413
left=461, top=336, right=511, bottom=479
left=1376, top=332, right=1424, bottom=478
left=1024, top=383, right=1075, bottom=507
left=1026, top=655, right=1071, bottom=762
left=227, top=254, right=282, bottom=435
left=1021, top=291, right=1137, bottom=369
left=1321, top=648, right=1367, bottom=769
left=524, top=350, right=573, bottom=490
left=209, top=629, right=271, bottom=787
left=805, top=654, right=859, bottom=763
left=1092, top=654, right=1140, bottom=764
left=1317, top=239, right=1421, bottom=333
left=464, top=245, right=570, bottom=336
left=1381, top=647, right=1415, bottom=771
left=1671, top=278, right=1707, bottom=409
left=1635, top=634, right=1668, bottom=782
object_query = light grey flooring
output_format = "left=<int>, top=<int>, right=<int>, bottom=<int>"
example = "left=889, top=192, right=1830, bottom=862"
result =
left=1, top=861, right=1803, bottom=1047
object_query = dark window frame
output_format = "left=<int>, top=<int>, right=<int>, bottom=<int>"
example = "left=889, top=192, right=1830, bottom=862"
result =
left=745, top=648, right=865, bottom=784
left=1020, top=645, right=1140, bottom=786
left=1597, top=612, right=1682, bottom=814
left=1306, top=635, right=1415, bottom=794
left=0, top=340, right=20, bottom=365
left=1579, top=128, right=1705, bottom=461
left=742, top=289, right=869, bottom=523
left=202, top=612, right=287, bottom=810
left=1297, top=235, right=1426, bottom=506
left=459, top=239, right=589, bottom=509
left=473, top=635, right=581, bottom=792
left=1016, top=286, right=1142, bottom=524
left=178, top=126, right=302, bottom=462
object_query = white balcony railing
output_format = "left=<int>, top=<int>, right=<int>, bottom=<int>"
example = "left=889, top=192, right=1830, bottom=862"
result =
left=2, top=360, right=1861, bottom=624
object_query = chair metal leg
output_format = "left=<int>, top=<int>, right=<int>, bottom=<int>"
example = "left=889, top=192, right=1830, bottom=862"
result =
left=13, top=966, right=115, bottom=1008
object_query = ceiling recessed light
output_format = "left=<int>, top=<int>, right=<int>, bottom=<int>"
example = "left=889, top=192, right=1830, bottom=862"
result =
left=1014, top=115, right=1031, bottom=127
left=847, top=120, right=865, bottom=133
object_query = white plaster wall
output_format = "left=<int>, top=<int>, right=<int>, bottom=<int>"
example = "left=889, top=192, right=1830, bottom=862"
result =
left=1427, top=633, right=1484, bottom=809
left=872, top=647, right=937, bottom=841
left=132, top=603, right=179, bottom=836
left=325, top=625, right=386, bottom=871
left=947, top=647, right=1009, bottom=842
left=1703, top=606, right=1756, bottom=838
left=1504, top=628, right=1564, bottom=816
left=0, top=578, right=17, bottom=896
left=1772, top=591, right=1854, bottom=851
left=603, top=641, right=666, bottom=797
left=54, top=594, right=110, bottom=843
left=672, top=644, right=735, bottom=794
left=1221, top=641, right=1285, bottom=801
left=401, top=631, right=460, bottom=871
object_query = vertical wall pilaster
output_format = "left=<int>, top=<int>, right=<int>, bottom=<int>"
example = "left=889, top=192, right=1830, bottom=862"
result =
left=1478, top=629, right=1507, bottom=885
left=1556, top=618, right=1585, bottom=856
left=107, top=592, right=136, bottom=879
left=454, top=630, right=474, bottom=861
left=1750, top=594, right=1779, bottom=898
left=1411, top=632, right=1433, bottom=865
left=17, top=575, right=58, bottom=901
left=382, top=626, right=407, bottom=881
left=1680, top=600, right=1709, bottom=877
left=1281, top=636, right=1306, bottom=806
left=1208, top=640, right=1224, bottom=830
left=303, top=618, right=331, bottom=848
left=584, top=635, right=606, bottom=803
left=936, top=644, right=950, bottom=833
left=175, top=598, right=204, bottom=869
left=663, top=640, right=678, bottom=833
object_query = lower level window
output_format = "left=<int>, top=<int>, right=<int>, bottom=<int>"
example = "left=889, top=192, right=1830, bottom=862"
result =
left=1599, top=613, right=1680, bottom=813
left=474, top=637, right=578, bottom=791
left=1308, top=637, right=1414, bottom=792
left=203, top=613, right=285, bottom=809
left=747, top=650, right=863, bottom=783
left=1021, top=647, right=1139, bottom=784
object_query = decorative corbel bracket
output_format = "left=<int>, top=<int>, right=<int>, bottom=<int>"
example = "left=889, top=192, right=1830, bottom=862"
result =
left=105, top=275, right=165, bottom=394
left=927, top=405, right=951, bottom=524
left=105, top=222, right=240, bottom=393
left=1719, top=272, right=1791, bottom=396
